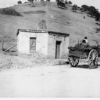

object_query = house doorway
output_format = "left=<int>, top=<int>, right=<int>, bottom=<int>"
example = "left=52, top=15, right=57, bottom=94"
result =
left=55, top=41, right=61, bottom=59
left=30, top=37, right=36, bottom=53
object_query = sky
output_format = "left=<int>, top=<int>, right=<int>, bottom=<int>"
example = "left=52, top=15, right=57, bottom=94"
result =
left=0, top=0, right=100, bottom=11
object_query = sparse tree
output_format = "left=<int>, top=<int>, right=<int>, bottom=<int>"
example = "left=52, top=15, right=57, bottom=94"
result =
left=88, top=6, right=99, bottom=18
left=80, top=7, right=84, bottom=12
left=95, top=12, right=100, bottom=21
left=81, top=5, right=90, bottom=12
left=72, top=4, right=78, bottom=11
left=18, top=1, right=22, bottom=4
left=77, top=6, right=80, bottom=10
left=68, top=1, right=72, bottom=5
left=81, top=5, right=100, bottom=21
left=65, top=0, right=68, bottom=4
left=24, top=2, right=28, bottom=3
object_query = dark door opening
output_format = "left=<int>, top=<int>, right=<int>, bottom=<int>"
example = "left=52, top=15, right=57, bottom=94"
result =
left=30, top=37, right=36, bottom=53
left=55, top=41, right=61, bottom=59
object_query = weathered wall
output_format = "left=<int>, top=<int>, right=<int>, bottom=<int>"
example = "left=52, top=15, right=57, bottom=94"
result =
left=17, top=31, right=69, bottom=59
left=17, top=32, right=48, bottom=56
left=60, top=36, right=69, bottom=59
left=48, top=33, right=69, bottom=59
left=36, top=33, right=48, bottom=56
left=17, top=32, right=31, bottom=54
left=48, top=34, right=56, bottom=59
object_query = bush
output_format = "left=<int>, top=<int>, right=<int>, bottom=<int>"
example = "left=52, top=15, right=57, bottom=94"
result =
left=0, top=8, right=22, bottom=16
left=25, top=2, right=28, bottom=3
left=18, top=1, right=22, bottom=4
left=72, top=5, right=78, bottom=11
left=68, top=1, right=72, bottom=5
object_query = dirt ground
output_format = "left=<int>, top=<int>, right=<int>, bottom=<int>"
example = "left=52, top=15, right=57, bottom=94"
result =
left=0, top=63, right=100, bottom=98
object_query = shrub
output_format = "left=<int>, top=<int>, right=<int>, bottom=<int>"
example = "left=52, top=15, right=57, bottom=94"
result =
left=0, top=8, right=22, bottom=16
left=68, top=1, right=72, bottom=5
left=18, top=1, right=22, bottom=4
left=72, top=4, right=78, bottom=11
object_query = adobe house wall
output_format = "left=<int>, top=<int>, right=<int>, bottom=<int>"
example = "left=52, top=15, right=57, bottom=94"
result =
left=17, top=31, right=48, bottom=56
left=17, top=30, right=69, bottom=59
left=17, top=32, right=31, bottom=54
left=48, top=33, right=69, bottom=59
left=36, top=33, right=48, bottom=56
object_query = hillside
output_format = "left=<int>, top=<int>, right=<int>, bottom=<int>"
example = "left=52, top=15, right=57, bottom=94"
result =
left=0, top=1, right=100, bottom=51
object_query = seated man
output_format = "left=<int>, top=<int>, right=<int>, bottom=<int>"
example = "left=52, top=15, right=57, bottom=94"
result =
left=81, top=37, right=89, bottom=45
left=84, top=37, right=88, bottom=44
left=73, top=37, right=89, bottom=51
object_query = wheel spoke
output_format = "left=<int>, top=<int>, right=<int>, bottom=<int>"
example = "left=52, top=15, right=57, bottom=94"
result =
left=69, top=57, right=79, bottom=67
left=88, top=49, right=98, bottom=69
left=89, top=61, right=94, bottom=68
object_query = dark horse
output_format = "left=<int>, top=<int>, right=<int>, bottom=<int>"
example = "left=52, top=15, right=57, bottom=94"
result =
left=56, top=0, right=67, bottom=9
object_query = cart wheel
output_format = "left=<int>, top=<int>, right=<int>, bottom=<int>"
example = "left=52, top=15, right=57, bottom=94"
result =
left=88, top=49, right=98, bottom=69
left=68, top=57, right=79, bottom=67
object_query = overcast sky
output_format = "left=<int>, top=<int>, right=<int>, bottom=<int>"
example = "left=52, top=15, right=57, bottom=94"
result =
left=0, top=0, right=100, bottom=11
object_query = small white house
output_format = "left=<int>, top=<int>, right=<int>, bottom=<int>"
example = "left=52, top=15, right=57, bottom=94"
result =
left=17, top=29, right=69, bottom=59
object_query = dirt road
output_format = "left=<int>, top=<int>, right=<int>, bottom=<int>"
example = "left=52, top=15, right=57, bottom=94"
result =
left=0, top=64, right=100, bottom=97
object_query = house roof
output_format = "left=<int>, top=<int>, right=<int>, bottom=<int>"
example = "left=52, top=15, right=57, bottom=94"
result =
left=48, top=31, right=69, bottom=36
left=17, top=29, right=69, bottom=36
left=17, top=29, right=47, bottom=34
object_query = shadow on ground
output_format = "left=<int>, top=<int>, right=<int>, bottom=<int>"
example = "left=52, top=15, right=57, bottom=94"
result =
left=77, top=64, right=89, bottom=69
left=75, top=64, right=100, bottom=69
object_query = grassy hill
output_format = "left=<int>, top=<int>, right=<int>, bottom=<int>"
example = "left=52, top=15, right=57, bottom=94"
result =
left=0, top=1, right=100, bottom=52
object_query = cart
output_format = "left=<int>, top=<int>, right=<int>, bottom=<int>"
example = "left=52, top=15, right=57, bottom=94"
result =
left=68, top=43, right=100, bottom=69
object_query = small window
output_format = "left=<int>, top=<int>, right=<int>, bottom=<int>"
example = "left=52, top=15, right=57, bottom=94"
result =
left=30, top=37, right=36, bottom=53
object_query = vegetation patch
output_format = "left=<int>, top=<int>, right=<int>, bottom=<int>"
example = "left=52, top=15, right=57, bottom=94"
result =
left=0, top=53, right=68, bottom=70
left=24, top=10, right=46, bottom=14
left=0, top=8, right=22, bottom=16
left=96, top=28, right=100, bottom=33
left=96, top=23, right=100, bottom=26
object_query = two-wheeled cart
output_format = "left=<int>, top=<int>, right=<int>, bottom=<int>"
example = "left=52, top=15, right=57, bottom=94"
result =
left=68, top=44, right=100, bottom=69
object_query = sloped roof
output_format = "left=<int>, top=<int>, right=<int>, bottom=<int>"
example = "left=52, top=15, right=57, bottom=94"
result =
left=17, top=29, right=69, bottom=36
